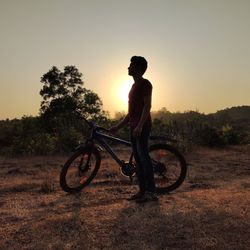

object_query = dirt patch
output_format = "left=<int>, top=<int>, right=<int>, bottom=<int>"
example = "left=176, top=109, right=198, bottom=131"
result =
left=0, top=146, right=250, bottom=249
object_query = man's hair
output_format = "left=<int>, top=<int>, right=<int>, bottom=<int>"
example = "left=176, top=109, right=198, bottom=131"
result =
left=131, top=56, right=148, bottom=75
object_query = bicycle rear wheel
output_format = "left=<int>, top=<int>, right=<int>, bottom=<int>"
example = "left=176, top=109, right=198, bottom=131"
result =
left=149, top=143, right=187, bottom=194
left=60, top=146, right=101, bottom=193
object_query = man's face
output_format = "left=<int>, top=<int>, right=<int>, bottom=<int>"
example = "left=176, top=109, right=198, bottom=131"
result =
left=128, top=62, right=141, bottom=76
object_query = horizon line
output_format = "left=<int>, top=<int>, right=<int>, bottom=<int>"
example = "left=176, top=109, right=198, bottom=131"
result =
left=1, top=105, right=250, bottom=121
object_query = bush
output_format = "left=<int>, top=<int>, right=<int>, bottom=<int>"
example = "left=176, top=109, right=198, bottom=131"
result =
left=221, top=124, right=240, bottom=145
left=11, top=133, right=57, bottom=155
left=54, top=127, right=84, bottom=153
left=199, top=126, right=224, bottom=147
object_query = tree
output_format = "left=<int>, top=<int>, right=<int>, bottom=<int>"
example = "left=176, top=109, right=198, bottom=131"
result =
left=39, top=66, right=108, bottom=145
left=40, top=65, right=106, bottom=119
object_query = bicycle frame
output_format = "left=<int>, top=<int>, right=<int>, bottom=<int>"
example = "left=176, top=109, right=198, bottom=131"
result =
left=81, top=126, right=176, bottom=170
left=60, top=111, right=187, bottom=194
left=88, top=129, right=132, bottom=167
left=75, top=110, right=176, bottom=168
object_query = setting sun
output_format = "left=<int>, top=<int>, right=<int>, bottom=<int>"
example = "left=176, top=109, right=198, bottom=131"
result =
left=112, top=78, right=133, bottom=111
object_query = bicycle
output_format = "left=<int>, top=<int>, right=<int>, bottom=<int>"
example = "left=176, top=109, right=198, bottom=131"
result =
left=60, top=111, right=187, bottom=194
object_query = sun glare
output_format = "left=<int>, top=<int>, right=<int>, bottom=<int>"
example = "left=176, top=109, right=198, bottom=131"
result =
left=112, top=78, right=133, bottom=111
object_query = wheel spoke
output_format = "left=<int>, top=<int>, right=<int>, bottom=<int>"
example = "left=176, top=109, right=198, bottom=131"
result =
left=149, top=144, right=187, bottom=193
left=60, top=148, right=101, bottom=193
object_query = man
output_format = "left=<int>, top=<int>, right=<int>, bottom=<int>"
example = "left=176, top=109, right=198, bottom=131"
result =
left=109, top=56, right=158, bottom=203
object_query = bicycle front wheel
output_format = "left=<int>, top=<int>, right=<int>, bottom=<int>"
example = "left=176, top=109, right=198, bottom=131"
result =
left=149, top=143, right=187, bottom=194
left=60, top=146, right=101, bottom=193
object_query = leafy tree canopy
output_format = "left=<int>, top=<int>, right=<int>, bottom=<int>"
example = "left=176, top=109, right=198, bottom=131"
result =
left=40, top=65, right=105, bottom=120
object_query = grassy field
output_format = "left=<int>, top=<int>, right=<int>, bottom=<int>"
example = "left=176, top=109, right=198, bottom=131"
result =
left=0, top=145, right=250, bottom=250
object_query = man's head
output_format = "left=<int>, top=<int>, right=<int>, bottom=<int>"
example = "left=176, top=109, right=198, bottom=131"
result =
left=128, top=56, right=148, bottom=77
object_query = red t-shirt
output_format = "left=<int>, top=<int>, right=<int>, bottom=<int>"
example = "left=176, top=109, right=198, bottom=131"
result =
left=128, top=78, right=152, bottom=128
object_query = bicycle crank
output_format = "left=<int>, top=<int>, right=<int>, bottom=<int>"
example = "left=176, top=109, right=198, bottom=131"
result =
left=120, top=161, right=136, bottom=179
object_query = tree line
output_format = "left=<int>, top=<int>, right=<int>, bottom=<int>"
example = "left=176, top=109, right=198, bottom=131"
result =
left=0, top=66, right=250, bottom=156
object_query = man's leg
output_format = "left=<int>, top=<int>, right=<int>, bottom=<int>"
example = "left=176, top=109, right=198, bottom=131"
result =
left=131, top=133, right=146, bottom=194
left=136, top=127, right=156, bottom=193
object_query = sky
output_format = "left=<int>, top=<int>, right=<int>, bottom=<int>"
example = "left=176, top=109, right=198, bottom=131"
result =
left=0, top=0, right=249, bottom=119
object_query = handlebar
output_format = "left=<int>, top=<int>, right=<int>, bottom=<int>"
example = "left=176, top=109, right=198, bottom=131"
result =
left=75, top=110, right=178, bottom=142
left=74, top=110, right=94, bottom=128
left=74, top=109, right=110, bottom=133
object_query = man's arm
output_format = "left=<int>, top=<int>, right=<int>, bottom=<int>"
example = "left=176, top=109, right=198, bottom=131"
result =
left=109, top=113, right=130, bottom=132
left=133, top=95, right=151, bottom=136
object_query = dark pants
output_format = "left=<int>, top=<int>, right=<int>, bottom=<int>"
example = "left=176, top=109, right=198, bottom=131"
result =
left=130, top=126, right=156, bottom=193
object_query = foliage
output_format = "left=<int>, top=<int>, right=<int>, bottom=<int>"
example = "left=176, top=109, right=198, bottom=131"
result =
left=39, top=66, right=106, bottom=133
left=1, top=90, right=250, bottom=156
left=40, top=66, right=84, bottom=114
left=151, top=106, right=250, bottom=148
left=0, top=65, right=109, bottom=155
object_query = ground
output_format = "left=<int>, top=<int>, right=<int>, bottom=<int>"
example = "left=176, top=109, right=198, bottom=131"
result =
left=0, top=145, right=250, bottom=250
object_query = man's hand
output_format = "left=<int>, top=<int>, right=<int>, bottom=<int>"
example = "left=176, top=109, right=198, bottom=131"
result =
left=133, top=125, right=143, bottom=137
left=108, top=113, right=129, bottom=134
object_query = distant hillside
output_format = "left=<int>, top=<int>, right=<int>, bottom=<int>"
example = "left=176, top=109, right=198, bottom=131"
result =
left=212, top=106, right=250, bottom=121
left=152, top=105, right=250, bottom=123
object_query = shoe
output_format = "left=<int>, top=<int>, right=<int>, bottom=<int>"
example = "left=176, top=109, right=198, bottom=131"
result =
left=127, top=191, right=144, bottom=201
left=136, top=191, right=158, bottom=203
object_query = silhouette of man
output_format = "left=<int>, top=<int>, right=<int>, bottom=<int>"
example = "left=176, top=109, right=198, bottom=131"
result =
left=109, top=56, right=158, bottom=203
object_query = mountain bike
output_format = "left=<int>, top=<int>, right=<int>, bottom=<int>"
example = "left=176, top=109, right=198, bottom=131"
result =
left=60, top=111, right=187, bottom=194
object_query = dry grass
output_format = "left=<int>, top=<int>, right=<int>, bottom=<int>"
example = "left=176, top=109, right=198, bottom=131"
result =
left=0, top=146, right=250, bottom=250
